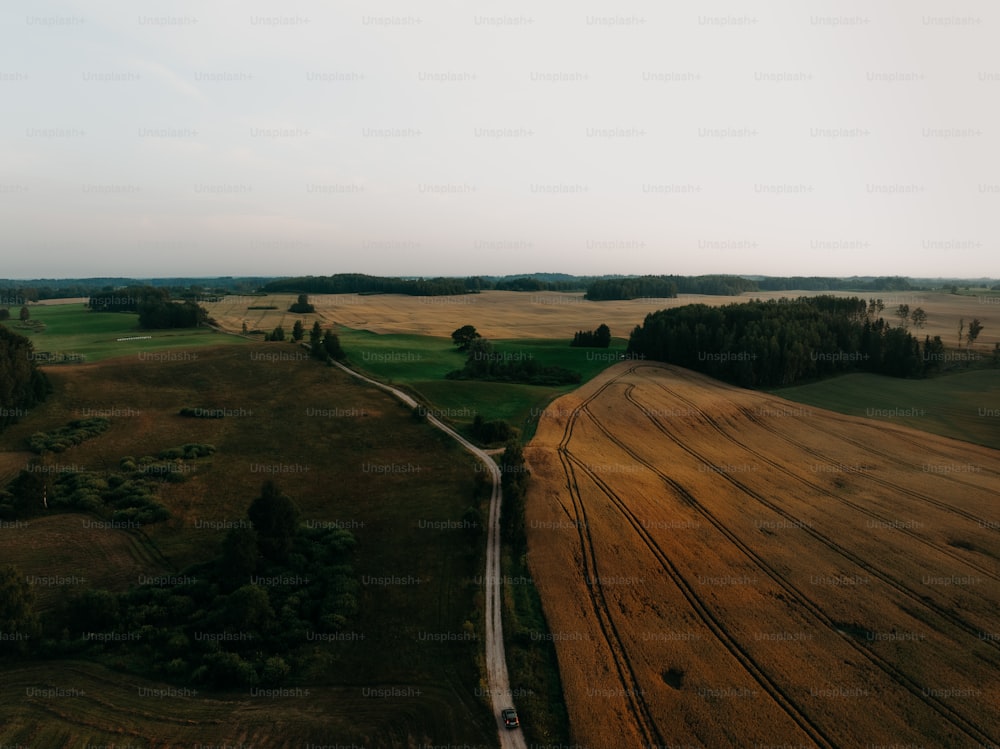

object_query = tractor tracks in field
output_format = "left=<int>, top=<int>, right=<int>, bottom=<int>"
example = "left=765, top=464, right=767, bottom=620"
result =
left=557, top=366, right=838, bottom=749
left=567, top=366, right=997, bottom=746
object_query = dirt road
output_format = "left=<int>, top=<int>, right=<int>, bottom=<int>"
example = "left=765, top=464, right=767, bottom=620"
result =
left=330, top=360, right=527, bottom=749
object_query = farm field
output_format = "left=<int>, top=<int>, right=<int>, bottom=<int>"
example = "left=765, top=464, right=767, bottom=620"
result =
left=0, top=344, right=498, bottom=746
left=524, top=362, right=1000, bottom=748
left=7, top=303, right=247, bottom=363
left=201, top=289, right=1000, bottom=348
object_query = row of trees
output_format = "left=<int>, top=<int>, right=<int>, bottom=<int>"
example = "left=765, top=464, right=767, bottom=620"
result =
left=0, top=325, right=51, bottom=432
left=626, top=296, right=966, bottom=387
left=570, top=324, right=611, bottom=347
left=585, top=274, right=760, bottom=300
left=264, top=274, right=470, bottom=297
left=0, top=307, right=31, bottom=322
left=88, top=286, right=209, bottom=329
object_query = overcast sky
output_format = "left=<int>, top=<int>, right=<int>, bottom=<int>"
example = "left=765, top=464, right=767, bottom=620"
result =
left=1, top=0, right=998, bottom=279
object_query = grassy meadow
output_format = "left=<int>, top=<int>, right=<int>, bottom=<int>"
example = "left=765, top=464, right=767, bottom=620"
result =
left=0, top=343, right=500, bottom=746
left=773, top=369, right=1000, bottom=449
left=8, top=302, right=247, bottom=363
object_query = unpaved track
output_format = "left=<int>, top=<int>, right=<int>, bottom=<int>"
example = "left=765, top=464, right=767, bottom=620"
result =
left=330, top=360, right=527, bottom=749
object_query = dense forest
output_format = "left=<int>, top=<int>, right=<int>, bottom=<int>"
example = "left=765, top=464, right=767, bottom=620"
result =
left=585, top=274, right=760, bottom=300
left=626, top=296, right=948, bottom=387
left=571, top=324, right=612, bottom=348
left=0, top=325, right=51, bottom=432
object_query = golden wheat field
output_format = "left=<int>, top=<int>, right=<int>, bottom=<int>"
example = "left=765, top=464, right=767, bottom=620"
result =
left=202, top=289, right=999, bottom=347
left=524, top=361, right=1000, bottom=749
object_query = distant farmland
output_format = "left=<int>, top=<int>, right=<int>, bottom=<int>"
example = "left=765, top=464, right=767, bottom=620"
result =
left=525, top=362, right=1000, bottom=748
left=7, top=302, right=246, bottom=362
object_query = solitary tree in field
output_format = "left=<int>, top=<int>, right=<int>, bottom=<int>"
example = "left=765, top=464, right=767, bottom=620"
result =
left=451, top=325, right=481, bottom=351
left=288, top=294, right=315, bottom=313
left=241, top=321, right=248, bottom=335
left=19, top=306, right=29, bottom=322
left=967, top=318, right=984, bottom=349
left=958, top=318, right=965, bottom=348
left=292, top=320, right=305, bottom=342
left=910, top=307, right=927, bottom=329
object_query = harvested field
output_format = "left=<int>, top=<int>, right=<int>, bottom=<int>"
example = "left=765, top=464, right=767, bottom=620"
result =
left=203, top=290, right=999, bottom=347
left=525, top=362, right=1000, bottom=748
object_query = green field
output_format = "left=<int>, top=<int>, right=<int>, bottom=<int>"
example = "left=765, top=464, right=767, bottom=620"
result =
left=10, top=303, right=247, bottom=362
left=337, top=327, right=628, bottom=439
left=771, top=369, right=1000, bottom=449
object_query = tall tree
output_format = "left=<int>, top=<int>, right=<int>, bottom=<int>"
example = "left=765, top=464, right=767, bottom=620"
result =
left=19, top=306, right=29, bottom=322
left=895, top=304, right=910, bottom=329
left=910, top=307, right=927, bottom=329
left=292, top=320, right=305, bottom=342
left=967, top=318, right=984, bottom=349
left=322, top=329, right=344, bottom=361
left=309, top=321, right=323, bottom=358
left=247, top=481, right=300, bottom=563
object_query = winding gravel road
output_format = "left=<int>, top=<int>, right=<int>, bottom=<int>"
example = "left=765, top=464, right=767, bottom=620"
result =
left=330, top=360, right=528, bottom=749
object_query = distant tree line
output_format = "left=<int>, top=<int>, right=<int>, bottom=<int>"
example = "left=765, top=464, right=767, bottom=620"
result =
left=87, top=286, right=208, bottom=329
left=264, top=274, right=472, bottom=297
left=570, top=324, right=611, bottom=348
left=585, top=274, right=760, bottom=300
left=754, top=276, right=914, bottom=292
left=0, top=325, right=51, bottom=433
left=626, top=296, right=955, bottom=387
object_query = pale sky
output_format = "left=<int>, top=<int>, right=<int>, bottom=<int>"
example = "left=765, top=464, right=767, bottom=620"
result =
left=1, top=0, right=998, bottom=279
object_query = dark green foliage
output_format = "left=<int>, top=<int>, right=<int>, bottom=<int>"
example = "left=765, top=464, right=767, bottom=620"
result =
left=585, top=274, right=759, bottom=300
left=0, top=324, right=51, bottom=432
left=248, top=481, right=301, bottom=563
left=309, top=321, right=322, bottom=353
left=38, top=483, right=357, bottom=688
left=291, top=320, right=305, bottom=341
left=0, top=564, right=39, bottom=654
left=627, top=296, right=932, bottom=387
left=451, top=325, right=481, bottom=351
left=19, top=306, right=30, bottom=322
left=447, top=337, right=580, bottom=385
left=322, top=330, right=345, bottom=361
left=88, top=286, right=208, bottom=329
left=570, top=323, right=611, bottom=347
left=499, top=441, right=529, bottom=556
left=218, top=526, right=259, bottom=589
left=470, top=414, right=516, bottom=444
left=27, top=417, right=110, bottom=454
left=0, top=308, right=9, bottom=321
left=266, top=325, right=285, bottom=342
left=288, top=294, right=315, bottom=314
left=246, top=305, right=278, bottom=310
left=156, top=443, right=215, bottom=460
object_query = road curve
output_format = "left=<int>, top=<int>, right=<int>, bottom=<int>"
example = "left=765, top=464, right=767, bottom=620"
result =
left=329, top=360, right=528, bottom=749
